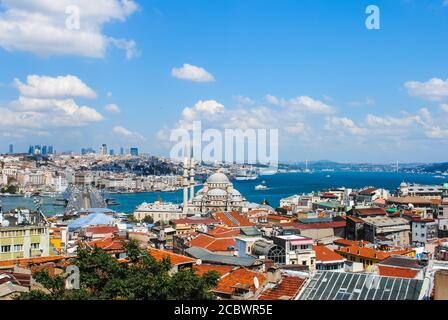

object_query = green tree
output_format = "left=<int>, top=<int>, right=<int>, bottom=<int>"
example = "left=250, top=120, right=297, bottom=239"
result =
left=16, top=240, right=219, bottom=300
left=142, top=215, right=154, bottom=224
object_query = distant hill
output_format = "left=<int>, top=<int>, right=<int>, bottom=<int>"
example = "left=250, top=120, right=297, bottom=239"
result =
left=420, top=162, right=448, bottom=173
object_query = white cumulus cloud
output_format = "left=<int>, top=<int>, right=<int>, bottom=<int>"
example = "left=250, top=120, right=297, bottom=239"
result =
left=0, top=0, right=139, bottom=59
left=404, top=78, right=448, bottom=101
left=14, top=75, right=96, bottom=99
left=104, top=103, right=121, bottom=113
left=266, top=94, right=336, bottom=114
left=113, top=126, right=145, bottom=140
left=0, top=74, right=103, bottom=130
left=171, top=64, right=215, bottom=82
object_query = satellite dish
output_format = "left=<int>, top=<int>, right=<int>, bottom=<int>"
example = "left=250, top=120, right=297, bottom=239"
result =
left=253, top=276, right=259, bottom=289
left=196, top=259, right=202, bottom=265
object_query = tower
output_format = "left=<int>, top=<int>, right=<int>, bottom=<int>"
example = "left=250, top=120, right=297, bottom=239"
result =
left=182, top=157, right=190, bottom=214
left=189, top=158, right=195, bottom=203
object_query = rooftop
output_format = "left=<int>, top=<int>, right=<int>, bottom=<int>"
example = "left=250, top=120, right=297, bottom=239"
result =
left=213, top=268, right=266, bottom=295
left=185, top=247, right=258, bottom=267
left=313, top=245, right=345, bottom=263
left=299, top=271, right=423, bottom=300
left=336, top=245, right=414, bottom=261
left=148, top=248, right=196, bottom=266
left=362, top=216, right=410, bottom=227
left=259, top=276, right=306, bottom=300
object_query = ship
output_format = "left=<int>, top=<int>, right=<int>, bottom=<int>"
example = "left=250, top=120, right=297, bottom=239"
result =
left=258, top=168, right=277, bottom=176
left=234, top=172, right=258, bottom=181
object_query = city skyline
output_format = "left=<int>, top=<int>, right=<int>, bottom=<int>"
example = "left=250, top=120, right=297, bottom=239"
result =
left=0, top=0, right=447, bottom=162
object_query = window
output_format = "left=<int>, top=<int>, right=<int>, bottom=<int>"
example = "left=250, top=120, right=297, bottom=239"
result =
left=1, top=245, right=11, bottom=253
left=31, top=243, right=40, bottom=250
left=13, top=244, right=23, bottom=252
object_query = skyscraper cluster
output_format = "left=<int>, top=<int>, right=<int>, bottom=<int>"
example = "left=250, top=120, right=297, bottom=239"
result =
left=28, top=145, right=54, bottom=156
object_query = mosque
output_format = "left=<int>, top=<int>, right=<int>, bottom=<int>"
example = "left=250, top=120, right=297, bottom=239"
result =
left=182, top=157, right=247, bottom=214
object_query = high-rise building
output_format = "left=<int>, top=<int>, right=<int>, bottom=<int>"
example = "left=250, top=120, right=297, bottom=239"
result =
left=130, top=147, right=139, bottom=156
left=109, top=149, right=115, bottom=156
left=120, top=147, right=124, bottom=155
left=41, top=145, right=47, bottom=155
left=48, top=146, right=54, bottom=155
left=100, top=144, right=108, bottom=155
left=8, top=144, right=13, bottom=154
left=81, top=147, right=95, bottom=155
left=28, top=145, right=35, bottom=155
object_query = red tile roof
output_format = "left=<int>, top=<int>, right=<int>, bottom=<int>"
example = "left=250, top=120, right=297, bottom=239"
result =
left=213, top=211, right=255, bottom=228
left=378, top=265, right=420, bottom=279
left=86, top=237, right=124, bottom=252
left=336, top=245, right=414, bottom=261
left=148, top=248, right=196, bottom=266
left=0, top=255, right=69, bottom=268
left=206, top=226, right=240, bottom=237
left=259, top=276, right=306, bottom=300
left=85, top=225, right=118, bottom=235
left=213, top=268, right=266, bottom=295
left=321, top=193, right=338, bottom=199
left=354, top=208, right=386, bottom=216
left=313, top=245, right=345, bottom=263
left=359, top=188, right=378, bottom=195
left=189, top=234, right=236, bottom=252
left=194, top=264, right=234, bottom=277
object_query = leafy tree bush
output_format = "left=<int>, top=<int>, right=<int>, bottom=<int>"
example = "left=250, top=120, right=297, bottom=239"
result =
left=16, top=240, right=219, bottom=300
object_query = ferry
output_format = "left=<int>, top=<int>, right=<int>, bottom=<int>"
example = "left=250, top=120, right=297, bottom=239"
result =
left=258, top=169, right=277, bottom=176
left=234, top=172, right=258, bottom=181
left=255, top=184, right=268, bottom=190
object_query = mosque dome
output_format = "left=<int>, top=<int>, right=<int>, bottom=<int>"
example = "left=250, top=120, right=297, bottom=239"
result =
left=207, top=172, right=230, bottom=184
left=207, top=189, right=227, bottom=196
left=232, top=189, right=241, bottom=196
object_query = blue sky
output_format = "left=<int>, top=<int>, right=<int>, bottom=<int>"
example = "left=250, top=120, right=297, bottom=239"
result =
left=0, top=0, right=447, bottom=163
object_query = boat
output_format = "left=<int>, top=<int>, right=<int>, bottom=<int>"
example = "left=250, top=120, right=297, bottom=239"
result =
left=234, top=172, right=258, bottom=181
left=255, top=184, right=268, bottom=190
left=259, top=169, right=277, bottom=176
left=326, top=175, right=331, bottom=178
left=234, top=167, right=259, bottom=180
left=434, top=175, right=445, bottom=179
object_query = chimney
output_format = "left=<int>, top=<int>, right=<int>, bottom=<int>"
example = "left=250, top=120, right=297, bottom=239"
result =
left=267, top=267, right=282, bottom=284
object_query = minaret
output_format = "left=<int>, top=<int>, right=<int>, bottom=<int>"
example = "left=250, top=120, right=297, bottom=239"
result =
left=189, top=157, right=195, bottom=203
left=0, top=198, right=3, bottom=226
left=182, top=157, right=190, bottom=214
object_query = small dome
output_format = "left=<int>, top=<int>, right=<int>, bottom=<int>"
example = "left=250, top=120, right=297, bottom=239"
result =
left=444, top=183, right=448, bottom=190
left=207, top=189, right=227, bottom=196
left=400, top=182, right=408, bottom=187
left=232, top=189, right=241, bottom=196
left=207, top=172, right=230, bottom=184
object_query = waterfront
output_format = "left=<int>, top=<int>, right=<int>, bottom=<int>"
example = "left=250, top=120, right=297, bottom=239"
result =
left=1, top=171, right=446, bottom=215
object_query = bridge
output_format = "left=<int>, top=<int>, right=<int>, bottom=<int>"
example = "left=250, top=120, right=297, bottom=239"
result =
left=64, top=185, right=108, bottom=215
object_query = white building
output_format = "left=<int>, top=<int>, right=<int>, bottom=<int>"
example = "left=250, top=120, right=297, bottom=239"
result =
left=412, top=218, right=438, bottom=245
